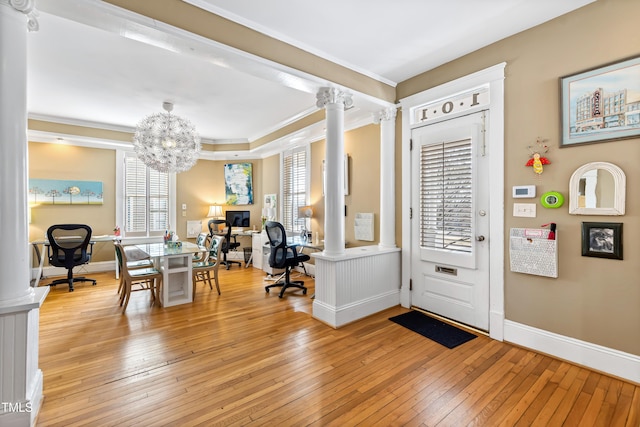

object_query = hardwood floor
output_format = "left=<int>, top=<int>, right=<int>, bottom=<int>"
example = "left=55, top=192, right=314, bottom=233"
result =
left=37, top=268, right=639, bottom=426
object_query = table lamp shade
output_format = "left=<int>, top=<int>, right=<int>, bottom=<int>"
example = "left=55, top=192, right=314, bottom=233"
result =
left=298, top=206, right=313, bottom=218
left=207, top=205, right=223, bottom=218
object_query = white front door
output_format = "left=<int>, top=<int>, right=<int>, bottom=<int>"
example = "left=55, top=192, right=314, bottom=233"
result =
left=410, top=111, right=490, bottom=331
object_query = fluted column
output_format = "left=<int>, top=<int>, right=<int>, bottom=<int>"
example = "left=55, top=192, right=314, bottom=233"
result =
left=0, top=0, right=38, bottom=302
left=0, top=2, right=48, bottom=426
left=316, top=87, right=352, bottom=256
left=374, top=107, right=397, bottom=249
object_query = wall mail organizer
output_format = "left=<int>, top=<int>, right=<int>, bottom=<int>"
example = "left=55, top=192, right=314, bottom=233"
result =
left=509, top=227, right=558, bottom=278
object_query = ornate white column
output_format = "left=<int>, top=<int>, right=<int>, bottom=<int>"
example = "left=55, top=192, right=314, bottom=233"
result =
left=374, top=107, right=397, bottom=249
left=316, top=87, right=352, bottom=256
left=312, top=93, right=402, bottom=328
left=0, top=2, right=48, bottom=426
left=0, top=0, right=37, bottom=303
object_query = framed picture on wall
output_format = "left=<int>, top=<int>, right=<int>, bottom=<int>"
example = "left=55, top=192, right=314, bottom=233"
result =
left=28, top=178, right=103, bottom=205
left=322, top=154, right=349, bottom=196
left=581, top=222, right=623, bottom=260
left=224, top=163, right=253, bottom=205
left=560, top=56, right=640, bottom=147
left=264, top=193, right=276, bottom=217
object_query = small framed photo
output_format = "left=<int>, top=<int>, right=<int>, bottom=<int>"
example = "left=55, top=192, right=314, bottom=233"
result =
left=560, top=56, right=640, bottom=147
left=581, top=222, right=623, bottom=260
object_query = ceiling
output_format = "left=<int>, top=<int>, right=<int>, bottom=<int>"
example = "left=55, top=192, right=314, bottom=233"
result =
left=27, top=0, right=595, bottom=156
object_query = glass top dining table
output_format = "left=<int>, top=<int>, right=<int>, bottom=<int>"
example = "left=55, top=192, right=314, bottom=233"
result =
left=134, top=241, right=205, bottom=258
left=130, top=241, right=208, bottom=307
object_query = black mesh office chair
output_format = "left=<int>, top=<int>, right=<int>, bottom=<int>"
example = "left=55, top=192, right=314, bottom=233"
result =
left=264, top=221, right=310, bottom=298
left=207, top=219, right=241, bottom=269
left=46, top=224, right=96, bottom=292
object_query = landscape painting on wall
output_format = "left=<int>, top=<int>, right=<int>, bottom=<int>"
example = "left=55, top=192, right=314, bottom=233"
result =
left=224, top=163, right=253, bottom=205
left=29, top=179, right=104, bottom=205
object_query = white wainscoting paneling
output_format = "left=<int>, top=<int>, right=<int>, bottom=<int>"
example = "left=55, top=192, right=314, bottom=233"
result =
left=312, top=246, right=401, bottom=328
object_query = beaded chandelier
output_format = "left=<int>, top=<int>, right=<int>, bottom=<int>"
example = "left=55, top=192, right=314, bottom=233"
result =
left=133, top=102, right=201, bottom=173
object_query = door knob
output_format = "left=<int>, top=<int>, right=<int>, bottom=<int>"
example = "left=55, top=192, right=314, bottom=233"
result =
left=476, top=235, right=485, bottom=241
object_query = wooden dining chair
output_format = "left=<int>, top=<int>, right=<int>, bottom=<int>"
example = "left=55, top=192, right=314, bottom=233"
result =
left=192, top=232, right=209, bottom=263
left=114, top=243, right=155, bottom=298
left=192, top=235, right=225, bottom=300
left=115, top=242, right=163, bottom=313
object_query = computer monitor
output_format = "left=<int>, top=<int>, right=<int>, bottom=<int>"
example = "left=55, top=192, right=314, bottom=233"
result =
left=225, top=210, right=250, bottom=227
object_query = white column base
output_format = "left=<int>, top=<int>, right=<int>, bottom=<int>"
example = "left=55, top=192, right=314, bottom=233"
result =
left=0, top=287, right=49, bottom=427
left=312, top=246, right=401, bottom=328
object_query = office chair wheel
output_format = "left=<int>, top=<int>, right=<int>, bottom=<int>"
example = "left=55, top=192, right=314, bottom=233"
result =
left=303, top=288, right=307, bottom=295
left=265, top=286, right=270, bottom=293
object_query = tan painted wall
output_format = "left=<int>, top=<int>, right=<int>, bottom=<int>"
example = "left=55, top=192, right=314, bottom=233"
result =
left=28, top=142, right=116, bottom=262
left=175, top=159, right=263, bottom=255
left=260, top=154, right=281, bottom=209
left=28, top=130, right=385, bottom=263
left=310, top=124, right=381, bottom=247
left=397, top=0, right=640, bottom=356
left=28, top=142, right=265, bottom=262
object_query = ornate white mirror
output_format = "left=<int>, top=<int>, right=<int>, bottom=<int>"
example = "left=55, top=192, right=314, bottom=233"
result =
left=569, top=162, right=625, bottom=215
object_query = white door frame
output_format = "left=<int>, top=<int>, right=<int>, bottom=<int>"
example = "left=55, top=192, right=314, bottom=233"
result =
left=400, top=63, right=506, bottom=341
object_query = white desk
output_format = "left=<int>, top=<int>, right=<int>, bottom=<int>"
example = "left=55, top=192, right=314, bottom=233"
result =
left=133, top=242, right=205, bottom=307
left=252, top=232, right=322, bottom=273
left=230, top=229, right=260, bottom=266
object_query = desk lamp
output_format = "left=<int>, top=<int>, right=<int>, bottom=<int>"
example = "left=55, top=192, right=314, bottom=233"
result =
left=207, top=205, right=223, bottom=219
left=298, top=205, right=313, bottom=241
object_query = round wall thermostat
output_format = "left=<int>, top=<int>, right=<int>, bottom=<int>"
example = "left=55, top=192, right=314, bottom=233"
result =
left=540, top=191, right=564, bottom=208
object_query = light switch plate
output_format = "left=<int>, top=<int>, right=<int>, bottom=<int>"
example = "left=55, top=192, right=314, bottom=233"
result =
left=513, top=203, right=536, bottom=218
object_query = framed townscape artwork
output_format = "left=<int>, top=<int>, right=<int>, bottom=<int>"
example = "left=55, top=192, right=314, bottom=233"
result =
left=28, top=178, right=103, bottom=205
left=581, top=222, right=623, bottom=260
left=560, top=56, right=640, bottom=147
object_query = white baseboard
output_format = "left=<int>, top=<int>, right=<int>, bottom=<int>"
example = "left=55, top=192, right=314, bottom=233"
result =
left=504, top=320, right=640, bottom=383
left=34, top=261, right=115, bottom=282
left=313, top=290, right=400, bottom=328
left=292, top=263, right=315, bottom=277
left=302, top=262, right=315, bottom=277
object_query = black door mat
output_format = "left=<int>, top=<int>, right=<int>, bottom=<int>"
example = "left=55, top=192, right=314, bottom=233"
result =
left=389, top=310, right=477, bottom=349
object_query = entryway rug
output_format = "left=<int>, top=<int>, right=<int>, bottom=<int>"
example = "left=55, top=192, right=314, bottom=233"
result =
left=389, top=310, right=477, bottom=349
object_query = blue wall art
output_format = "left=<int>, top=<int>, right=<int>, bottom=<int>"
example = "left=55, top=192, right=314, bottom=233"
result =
left=29, top=178, right=104, bottom=205
left=224, top=163, right=253, bottom=205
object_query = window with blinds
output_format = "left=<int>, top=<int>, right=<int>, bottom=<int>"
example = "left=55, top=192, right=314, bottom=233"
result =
left=420, top=138, right=473, bottom=253
left=283, top=148, right=307, bottom=232
left=124, top=154, right=169, bottom=236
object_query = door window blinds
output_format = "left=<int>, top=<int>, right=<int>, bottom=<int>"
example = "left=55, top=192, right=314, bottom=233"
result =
left=419, top=138, right=473, bottom=253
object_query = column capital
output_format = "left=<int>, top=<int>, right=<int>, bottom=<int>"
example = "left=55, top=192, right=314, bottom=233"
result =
left=2, top=0, right=39, bottom=31
left=373, top=106, right=398, bottom=124
left=316, top=87, right=353, bottom=109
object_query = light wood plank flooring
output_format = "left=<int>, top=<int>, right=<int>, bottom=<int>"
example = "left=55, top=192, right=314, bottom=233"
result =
left=36, top=268, right=639, bottom=426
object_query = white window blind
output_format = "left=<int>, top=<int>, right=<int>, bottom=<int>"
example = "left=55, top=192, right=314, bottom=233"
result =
left=124, top=153, right=169, bottom=236
left=420, top=138, right=473, bottom=253
left=283, top=148, right=307, bottom=232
